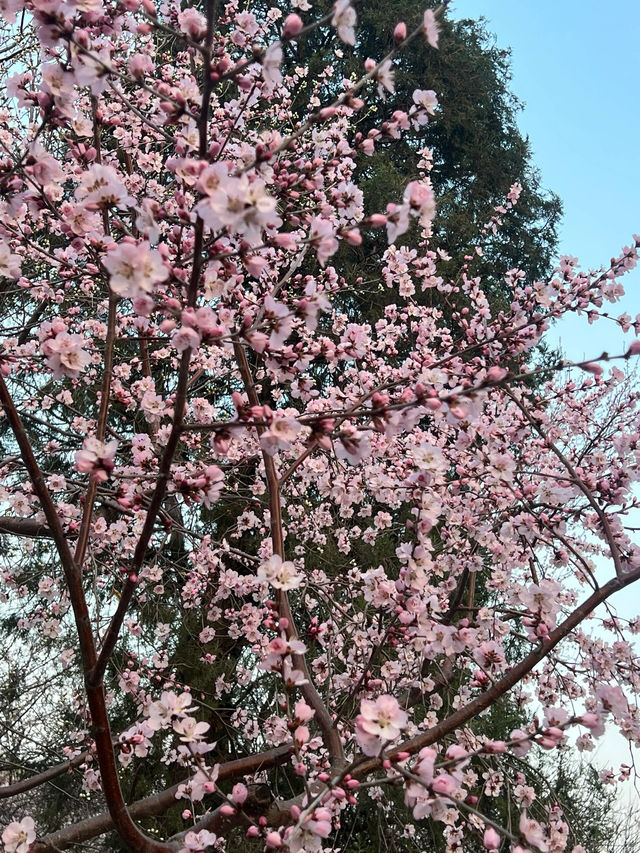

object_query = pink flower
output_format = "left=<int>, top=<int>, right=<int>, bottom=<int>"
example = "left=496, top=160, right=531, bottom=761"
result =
left=0, top=239, right=22, bottom=279
left=519, top=812, right=549, bottom=852
left=282, top=13, right=303, bottom=39
left=104, top=240, right=168, bottom=300
left=423, top=9, right=440, bottom=48
left=375, top=59, right=395, bottom=98
left=404, top=180, right=436, bottom=228
left=40, top=331, right=92, bottom=378
left=310, top=217, right=339, bottom=266
left=128, top=53, right=154, bottom=78
left=172, top=326, right=202, bottom=353
left=176, top=766, right=219, bottom=802
left=257, top=555, right=303, bottom=591
left=264, top=295, right=294, bottom=349
left=260, top=411, right=302, bottom=455
left=294, top=698, right=315, bottom=723
left=179, top=829, right=217, bottom=852
left=177, top=7, right=206, bottom=40
left=483, top=827, right=500, bottom=851
left=332, top=0, right=357, bottom=45
left=335, top=426, right=370, bottom=465
left=195, top=174, right=280, bottom=247
left=75, top=438, right=118, bottom=483
left=231, top=783, right=248, bottom=804
left=173, top=716, right=210, bottom=743
left=2, top=817, right=36, bottom=853
left=355, top=694, right=407, bottom=755
left=262, top=42, right=283, bottom=90
left=75, top=163, right=134, bottom=208
left=411, top=89, right=438, bottom=126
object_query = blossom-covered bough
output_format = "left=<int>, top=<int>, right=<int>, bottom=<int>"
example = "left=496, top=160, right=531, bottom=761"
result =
left=0, top=1, right=638, bottom=852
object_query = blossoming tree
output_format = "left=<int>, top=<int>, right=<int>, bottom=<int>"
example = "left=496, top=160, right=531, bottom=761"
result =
left=0, top=1, right=639, bottom=852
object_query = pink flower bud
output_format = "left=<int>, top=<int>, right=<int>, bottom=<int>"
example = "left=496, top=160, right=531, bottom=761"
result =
left=282, top=13, right=303, bottom=39
left=483, top=827, right=500, bottom=850
left=393, top=22, right=407, bottom=42
left=232, top=783, right=248, bottom=804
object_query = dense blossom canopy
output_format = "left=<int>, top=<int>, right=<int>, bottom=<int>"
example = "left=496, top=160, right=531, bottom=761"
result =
left=0, top=1, right=639, bottom=852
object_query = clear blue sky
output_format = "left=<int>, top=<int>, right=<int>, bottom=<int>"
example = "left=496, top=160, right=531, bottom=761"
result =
left=451, top=0, right=640, bottom=360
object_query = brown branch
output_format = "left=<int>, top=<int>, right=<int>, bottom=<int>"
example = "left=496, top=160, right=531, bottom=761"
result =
left=0, top=517, right=59, bottom=537
left=31, top=745, right=294, bottom=852
left=0, top=752, right=88, bottom=799
left=233, top=340, right=346, bottom=771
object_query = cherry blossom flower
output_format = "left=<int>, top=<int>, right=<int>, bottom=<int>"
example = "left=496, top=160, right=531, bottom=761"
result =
left=40, top=331, right=92, bottom=379
left=375, top=59, right=395, bottom=98
left=260, top=411, right=302, bottom=455
left=0, top=240, right=22, bottom=279
left=262, top=43, right=283, bottom=91
left=423, top=9, right=440, bottom=48
left=335, top=427, right=371, bottom=465
left=412, top=88, right=438, bottom=121
left=483, top=827, right=500, bottom=850
left=173, top=716, right=210, bottom=743
left=104, top=241, right=169, bottom=300
left=355, top=694, right=408, bottom=755
left=75, top=164, right=134, bottom=208
left=75, top=438, right=118, bottom=483
left=179, top=829, right=218, bottom=853
left=1, top=817, right=36, bottom=853
left=146, top=690, right=194, bottom=730
left=519, top=812, right=549, bottom=852
left=309, top=217, right=339, bottom=266
left=257, top=555, right=303, bottom=591
left=332, top=0, right=357, bottom=45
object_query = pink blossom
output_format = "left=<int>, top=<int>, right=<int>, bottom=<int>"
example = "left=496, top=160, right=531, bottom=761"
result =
left=375, top=59, right=395, bottom=99
left=257, top=555, right=303, bottom=591
left=75, top=438, right=118, bottom=483
left=294, top=699, right=315, bottom=723
left=310, top=217, right=339, bottom=266
left=179, top=829, right=217, bottom=852
left=0, top=240, right=22, bottom=279
left=172, top=716, right=210, bottom=743
left=332, top=0, right=357, bottom=45
left=262, top=43, right=283, bottom=91
left=177, top=7, right=206, bottom=40
left=104, top=240, right=168, bottom=300
left=260, top=411, right=302, bottom=455
left=128, top=53, right=154, bottom=78
left=231, top=783, right=248, bottom=804
left=355, top=694, right=407, bottom=755
left=41, top=331, right=92, bottom=378
left=519, top=812, right=549, bottom=852
left=423, top=9, right=440, bottom=48
left=282, top=13, right=303, bottom=39
left=483, top=827, right=500, bottom=850
left=1, top=817, right=36, bottom=853
left=75, top=163, right=134, bottom=208
left=172, top=326, right=202, bottom=353
left=393, top=22, right=407, bottom=42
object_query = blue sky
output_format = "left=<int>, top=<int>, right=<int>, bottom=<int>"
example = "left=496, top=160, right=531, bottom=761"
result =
left=451, top=0, right=640, bottom=361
